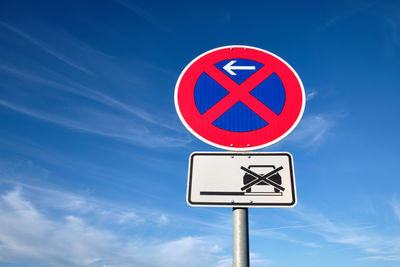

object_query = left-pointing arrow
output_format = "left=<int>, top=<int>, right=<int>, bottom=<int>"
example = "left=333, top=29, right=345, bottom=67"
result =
left=223, top=60, right=256, bottom=76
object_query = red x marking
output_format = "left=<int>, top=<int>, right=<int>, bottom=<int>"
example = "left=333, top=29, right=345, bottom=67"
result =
left=202, top=64, right=279, bottom=125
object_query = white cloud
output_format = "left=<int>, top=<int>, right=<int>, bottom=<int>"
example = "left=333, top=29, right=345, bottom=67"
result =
left=0, top=187, right=230, bottom=267
left=0, top=182, right=278, bottom=266
left=285, top=114, right=333, bottom=147
left=158, top=236, right=222, bottom=267
left=0, top=188, right=119, bottom=266
left=0, top=182, right=167, bottom=229
left=0, top=21, right=94, bottom=75
left=112, top=0, right=171, bottom=33
left=252, top=225, right=321, bottom=248
left=250, top=253, right=274, bottom=265
left=306, top=89, right=318, bottom=101
left=157, top=214, right=169, bottom=225
left=251, top=202, right=400, bottom=263
left=0, top=63, right=179, bottom=132
left=0, top=98, right=191, bottom=148
left=290, top=206, right=400, bottom=262
left=0, top=21, right=189, bottom=149
left=391, top=195, right=400, bottom=222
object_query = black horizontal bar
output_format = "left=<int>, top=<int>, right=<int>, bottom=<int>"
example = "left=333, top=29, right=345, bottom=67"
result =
left=200, top=191, right=245, bottom=195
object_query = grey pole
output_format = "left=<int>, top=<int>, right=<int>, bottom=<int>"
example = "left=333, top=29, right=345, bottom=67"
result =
left=233, top=207, right=249, bottom=267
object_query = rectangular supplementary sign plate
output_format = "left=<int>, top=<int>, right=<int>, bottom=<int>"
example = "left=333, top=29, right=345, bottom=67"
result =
left=187, top=152, right=296, bottom=207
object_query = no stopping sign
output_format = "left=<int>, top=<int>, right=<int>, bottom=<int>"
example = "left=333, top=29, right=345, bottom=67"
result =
left=175, top=45, right=305, bottom=151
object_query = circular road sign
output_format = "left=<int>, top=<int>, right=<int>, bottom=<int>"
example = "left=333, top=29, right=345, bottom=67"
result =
left=174, top=45, right=305, bottom=151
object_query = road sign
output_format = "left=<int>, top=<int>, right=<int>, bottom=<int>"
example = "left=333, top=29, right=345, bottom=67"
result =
left=187, top=152, right=296, bottom=207
left=175, top=45, right=305, bottom=151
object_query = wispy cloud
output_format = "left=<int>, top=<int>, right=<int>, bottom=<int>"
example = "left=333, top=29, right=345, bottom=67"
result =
left=0, top=21, right=94, bottom=75
left=0, top=63, right=179, bottom=131
left=0, top=134, right=188, bottom=206
left=285, top=114, right=333, bottom=147
left=318, top=1, right=377, bottom=33
left=306, top=89, right=318, bottom=101
left=252, top=225, right=321, bottom=248
left=0, top=18, right=189, bottom=148
left=387, top=16, right=400, bottom=47
left=0, top=188, right=117, bottom=266
left=290, top=206, right=400, bottom=262
left=250, top=253, right=274, bottom=265
left=0, top=175, right=228, bottom=236
left=254, top=223, right=325, bottom=231
left=391, top=195, right=400, bottom=222
left=379, top=3, right=400, bottom=48
left=250, top=201, right=400, bottom=263
left=0, top=89, right=190, bottom=148
left=0, top=186, right=231, bottom=267
left=112, top=0, right=171, bottom=33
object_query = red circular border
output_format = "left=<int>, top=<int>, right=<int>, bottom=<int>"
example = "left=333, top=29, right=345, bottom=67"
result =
left=175, top=46, right=305, bottom=150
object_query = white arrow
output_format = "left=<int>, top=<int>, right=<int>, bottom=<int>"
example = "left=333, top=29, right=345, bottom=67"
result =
left=223, top=60, right=256, bottom=76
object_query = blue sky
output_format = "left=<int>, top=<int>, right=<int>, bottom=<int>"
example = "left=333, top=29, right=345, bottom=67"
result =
left=0, top=0, right=400, bottom=266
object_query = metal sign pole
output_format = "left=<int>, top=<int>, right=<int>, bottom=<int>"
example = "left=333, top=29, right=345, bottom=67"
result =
left=233, top=207, right=249, bottom=267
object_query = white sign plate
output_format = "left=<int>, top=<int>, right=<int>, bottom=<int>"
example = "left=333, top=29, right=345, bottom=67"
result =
left=187, top=152, right=296, bottom=207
